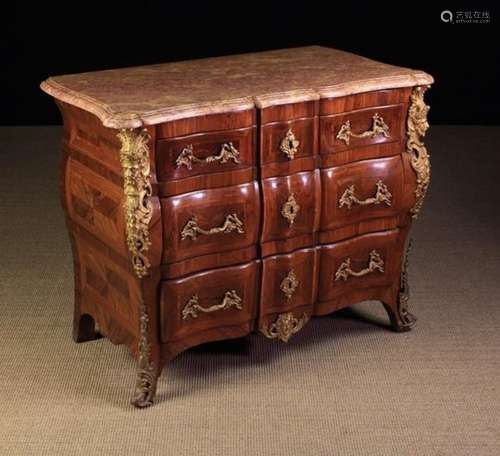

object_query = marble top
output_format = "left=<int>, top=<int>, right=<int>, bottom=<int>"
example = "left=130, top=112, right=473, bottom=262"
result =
left=40, top=46, right=433, bottom=129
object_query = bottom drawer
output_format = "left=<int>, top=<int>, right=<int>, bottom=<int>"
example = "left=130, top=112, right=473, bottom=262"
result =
left=316, top=229, right=405, bottom=313
left=258, top=247, right=318, bottom=343
left=260, top=247, right=318, bottom=317
left=160, top=261, right=260, bottom=343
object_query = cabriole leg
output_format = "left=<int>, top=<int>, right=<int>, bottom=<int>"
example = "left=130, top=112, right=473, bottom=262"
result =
left=383, top=240, right=417, bottom=332
left=131, top=361, right=160, bottom=408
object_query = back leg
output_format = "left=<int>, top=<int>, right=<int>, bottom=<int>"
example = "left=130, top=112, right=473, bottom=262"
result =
left=73, top=312, right=102, bottom=342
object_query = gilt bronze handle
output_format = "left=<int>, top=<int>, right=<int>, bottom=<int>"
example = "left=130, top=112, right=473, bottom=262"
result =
left=182, top=290, right=243, bottom=320
left=336, top=113, right=390, bottom=145
left=175, top=142, right=240, bottom=169
left=181, top=213, right=244, bottom=240
left=338, top=180, right=392, bottom=209
left=260, top=312, right=309, bottom=343
left=335, top=250, right=385, bottom=281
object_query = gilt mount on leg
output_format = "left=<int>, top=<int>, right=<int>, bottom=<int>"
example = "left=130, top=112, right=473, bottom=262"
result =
left=130, top=299, right=158, bottom=408
left=384, top=240, right=417, bottom=332
left=118, top=128, right=158, bottom=408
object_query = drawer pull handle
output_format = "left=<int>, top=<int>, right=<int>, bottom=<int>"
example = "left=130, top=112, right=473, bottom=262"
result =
left=339, top=180, right=392, bottom=209
left=261, top=312, right=309, bottom=343
left=281, top=193, right=300, bottom=226
left=280, top=270, right=299, bottom=299
left=182, top=290, right=243, bottom=320
left=336, top=113, right=390, bottom=145
left=335, top=250, right=385, bottom=281
left=280, top=129, right=300, bottom=160
left=181, top=213, right=244, bottom=240
left=175, top=142, right=240, bottom=169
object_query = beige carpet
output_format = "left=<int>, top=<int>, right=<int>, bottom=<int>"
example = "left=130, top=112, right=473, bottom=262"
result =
left=0, top=126, right=499, bottom=455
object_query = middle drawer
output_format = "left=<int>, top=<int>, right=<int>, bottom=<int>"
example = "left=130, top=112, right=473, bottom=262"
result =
left=161, top=182, right=261, bottom=277
left=261, top=170, right=321, bottom=256
left=320, top=155, right=405, bottom=243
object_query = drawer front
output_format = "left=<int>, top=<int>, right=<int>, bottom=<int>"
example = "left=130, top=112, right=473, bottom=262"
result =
left=320, top=104, right=405, bottom=165
left=157, top=126, right=256, bottom=183
left=260, top=118, right=317, bottom=176
left=321, top=156, right=405, bottom=233
left=161, top=182, right=260, bottom=264
left=260, top=247, right=319, bottom=318
left=160, top=261, right=260, bottom=343
left=261, top=170, right=321, bottom=255
left=259, top=100, right=318, bottom=178
left=318, top=229, right=403, bottom=305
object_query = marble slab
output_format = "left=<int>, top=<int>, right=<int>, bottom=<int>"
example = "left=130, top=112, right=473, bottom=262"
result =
left=40, top=46, right=433, bottom=129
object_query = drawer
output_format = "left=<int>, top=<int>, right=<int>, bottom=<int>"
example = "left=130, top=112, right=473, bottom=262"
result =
left=260, top=118, right=317, bottom=177
left=156, top=126, right=256, bottom=194
left=317, top=229, right=404, bottom=311
left=161, top=181, right=260, bottom=266
left=261, top=170, right=321, bottom=256
left=320, top=104, right=405, bottom=166
left=260, top=247, right=319, bottom=318
left=259, top=100, right=318, bottom=178
left=320, top=156, right=405, bottom=238
left=160, top=261, right=260, bottom=343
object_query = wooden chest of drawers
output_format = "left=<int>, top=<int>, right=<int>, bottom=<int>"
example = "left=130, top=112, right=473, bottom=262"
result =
left=41, top=46, right=433, bottom=407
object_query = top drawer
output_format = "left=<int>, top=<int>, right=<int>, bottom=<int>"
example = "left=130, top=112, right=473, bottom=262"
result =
left=320, top=89, right=411, bottom=167
left=321, top=104, right=404, bottom=151
left=156, top=110, right=256, bottom=196
left=157, top=126, right=256, bottom=181
left=259, top=100, right=319, bottom=178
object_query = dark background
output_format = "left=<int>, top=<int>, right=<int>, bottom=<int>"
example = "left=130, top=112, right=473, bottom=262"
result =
left=3, top=2, right=499, bottom=125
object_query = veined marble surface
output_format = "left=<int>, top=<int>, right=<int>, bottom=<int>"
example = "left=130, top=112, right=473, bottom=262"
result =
left=40, top=46, right=433, bottom=128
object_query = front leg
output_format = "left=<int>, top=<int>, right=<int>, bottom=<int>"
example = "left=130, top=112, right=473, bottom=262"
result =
left=118, top=127, right=163, bottom=408
left=383, top=292, right=417, bottom=333
left=382, top=85, right=432, bottom=331
left=132, top=370, right=159, bottom=408
left=383, top=240, right=417, bottom=332
left=131, top=299, right=160, bottom=408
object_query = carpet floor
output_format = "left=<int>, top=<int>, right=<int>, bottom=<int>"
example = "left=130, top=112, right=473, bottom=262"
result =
left=0, top=126, right=499, bottom=455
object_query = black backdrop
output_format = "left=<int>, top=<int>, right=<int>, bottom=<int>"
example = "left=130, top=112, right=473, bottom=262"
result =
left=3, top=2, right=500, bottom=125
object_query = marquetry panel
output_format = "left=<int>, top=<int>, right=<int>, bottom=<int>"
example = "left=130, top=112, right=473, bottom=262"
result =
left=78, top=239, right=141, bottom=335
left=66, top=157, right=127, bottom=256
left=56, top=101, right=123, bottom=177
